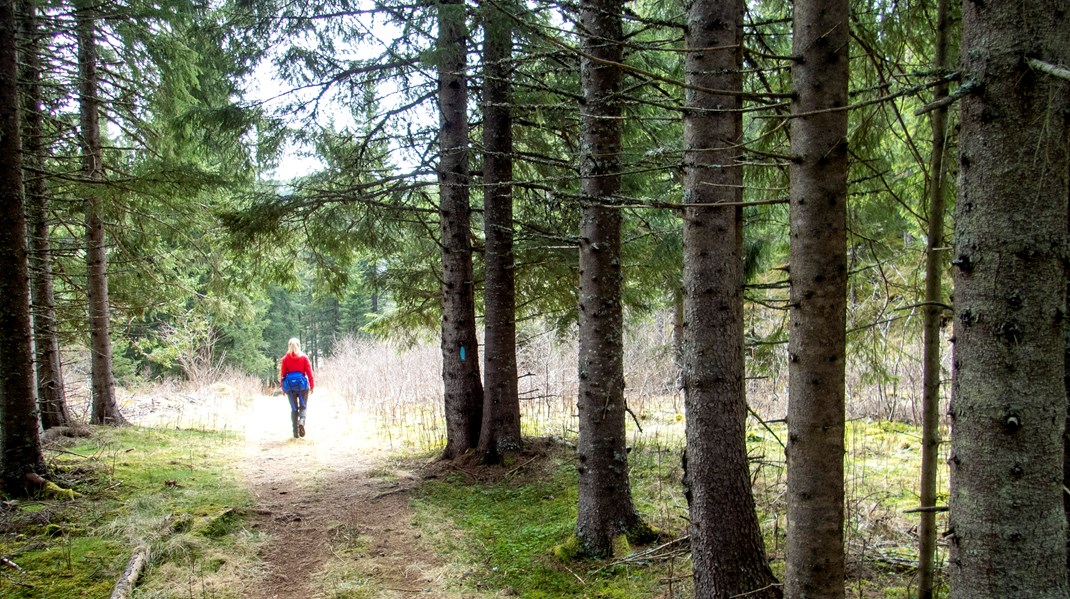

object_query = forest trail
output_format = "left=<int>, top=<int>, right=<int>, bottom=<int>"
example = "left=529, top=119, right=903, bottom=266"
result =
left=209, top=388, right=452, bottom=598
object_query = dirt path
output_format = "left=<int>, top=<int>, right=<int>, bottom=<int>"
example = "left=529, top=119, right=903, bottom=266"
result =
left=233, top=390, right=451, bottom=598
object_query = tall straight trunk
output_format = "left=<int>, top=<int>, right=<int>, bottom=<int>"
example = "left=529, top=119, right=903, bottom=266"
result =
left=916, top=0, right=950, bottom=594
left=574, top=0, right=643, bottom=557
left=78, top=0, right=122, bottom=425
left=0, top=0, right=47, bottom=493
left=681, top=0, right=780, bottom=596
left=19, top=0, right=69, bottom=430
left=948, top=0, right=1070, bottom=596
left=477, top=0, right=521, bottom=462
left=1064, top=215, right=1069, bottom=577
left=784, top=0, right=849, bottom=595
left=437, top=0, right=483, bottom=459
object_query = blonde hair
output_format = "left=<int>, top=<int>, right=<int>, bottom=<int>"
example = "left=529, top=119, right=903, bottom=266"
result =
left=287, top=337, right=302, bottom=355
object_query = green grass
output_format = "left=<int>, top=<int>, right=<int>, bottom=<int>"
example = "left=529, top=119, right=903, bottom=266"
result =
left=0, top=426, right=258, bottom=598
left=411, top=419, right=948, bottom=599
left=412, top=448, right=687, bottom=598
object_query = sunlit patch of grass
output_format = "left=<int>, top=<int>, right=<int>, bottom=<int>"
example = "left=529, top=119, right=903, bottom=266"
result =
left=412, top=446, right=687, bottom=598
left=0, top=426, right=259, bottom=599
left=747, top=418, right=950, bottom=597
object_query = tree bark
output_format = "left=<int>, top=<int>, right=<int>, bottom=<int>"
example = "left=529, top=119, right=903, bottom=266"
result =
left=574, top=0, right=643, bottom=558
left=437, top=0, right=483, bottom=459
left=18, top=0, right=69, bottom=430
left=916, top=0, right=951, bottom=595
left=477, top=0, right=521, bottom=463
left=948, top=0, right=1070, bottom=596
left=0, top=0, right=47, bottom=493
left=78, top=0, right=122, bottom=426
left=681, top=0, right=780, bottom=595
left=784, top=0, right=849, bottom=595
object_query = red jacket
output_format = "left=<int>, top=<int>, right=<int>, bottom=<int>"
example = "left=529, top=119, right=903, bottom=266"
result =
left=280, top=352, right=314, bottom=391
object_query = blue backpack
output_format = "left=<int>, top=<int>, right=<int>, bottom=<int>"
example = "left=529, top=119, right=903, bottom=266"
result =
left=281, top=371, right=309, bottom=392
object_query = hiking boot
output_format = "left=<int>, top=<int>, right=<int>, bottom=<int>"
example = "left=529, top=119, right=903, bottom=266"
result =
left=298, top=424, right=306, bottom=437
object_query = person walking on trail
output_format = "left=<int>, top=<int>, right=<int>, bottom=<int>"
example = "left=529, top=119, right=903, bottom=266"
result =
left=280, top=337, right=315, bottom=438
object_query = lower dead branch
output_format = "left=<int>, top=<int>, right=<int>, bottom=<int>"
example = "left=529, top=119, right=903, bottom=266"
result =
left=111, top=545, right=150, bottom=599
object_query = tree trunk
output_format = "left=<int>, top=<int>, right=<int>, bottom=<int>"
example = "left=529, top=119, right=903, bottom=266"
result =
left=784, top=0, right=849, bottom=595
left=19, top=0, right=69, bottom=430
left=681, top=0, right=780, bottom=596
left=477, top=0, right=521, bottom=463
left=0, top=0, right=47, bottom=493
left=916, top=0, right=951, bottom=595
left=78, top=0, right=122, bottom=426
left=948, top=0, right=1070, bottom=596
left=437, top=0, right=483, bottom=459
left=574, top=0, right=643, bottom=558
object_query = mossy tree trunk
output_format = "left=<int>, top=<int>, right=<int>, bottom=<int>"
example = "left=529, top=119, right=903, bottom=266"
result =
left=0, top=0, right=47, bottom=493
left=948, top=0, right=1070, bottom=596
left=784, top=0, right=849, bottom=594
left=437, top=0, right=483, bottom=459
left=477, top=0, right=522, bottom=463
left=681, top=0, right=780, bottom=595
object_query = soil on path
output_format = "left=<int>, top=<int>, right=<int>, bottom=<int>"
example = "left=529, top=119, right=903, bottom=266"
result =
left=233, top=389, right=451, bottom=598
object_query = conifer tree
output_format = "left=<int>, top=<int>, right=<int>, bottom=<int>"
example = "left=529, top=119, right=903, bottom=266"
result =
left=948, top=0, right=1070, bottom=595
left=681, top=0, right=780, bottom=594
left=477, top=0, right=522, bottom=462
left=574, top=0, right=645, bottom=556
left=437, top=0, right=483, bottom=458
left=18, top=0, right=69, bottom=429
left=76, top=0, right=123, bottom=425
left=784, top=0, right=850, bottom=594
left=0, top=0, right=47, bottom=494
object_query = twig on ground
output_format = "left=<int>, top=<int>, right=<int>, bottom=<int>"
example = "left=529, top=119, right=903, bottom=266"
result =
left=563, top=563, right=587, bottom=585
left=505, top=456, right=539, bottom=478
left=590, top=536, right=691, bottom=575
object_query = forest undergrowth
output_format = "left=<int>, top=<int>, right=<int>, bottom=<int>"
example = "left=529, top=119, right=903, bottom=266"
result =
left=315, top=313, right=950, bottom=598
left=0, top=314, right=949, bottom=598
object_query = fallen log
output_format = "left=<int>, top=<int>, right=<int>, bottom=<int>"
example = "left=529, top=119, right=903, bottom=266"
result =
left=111, top=545, right=150, bottom=599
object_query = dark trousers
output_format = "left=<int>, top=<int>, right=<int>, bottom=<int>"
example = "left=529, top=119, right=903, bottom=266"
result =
left=287, top=389, right=308, bottom=435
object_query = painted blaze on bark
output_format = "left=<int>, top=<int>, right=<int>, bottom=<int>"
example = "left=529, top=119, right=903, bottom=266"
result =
left=681, top=0, right=780, bottom=595
left=575, top=0, right=644, bottom=557
left=437, top=0, right=483, bottom=459
left=948, top=0, right=1070, bottom=597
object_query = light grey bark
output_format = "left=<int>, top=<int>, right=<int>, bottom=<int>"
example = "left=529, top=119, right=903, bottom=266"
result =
left=948, top=0, right=1070, bottom=596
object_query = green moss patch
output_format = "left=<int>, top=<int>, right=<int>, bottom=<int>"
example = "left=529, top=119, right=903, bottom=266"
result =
left=0, top=426, right=258, bottom=598
left=412, top=447, right=681, bottom=597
